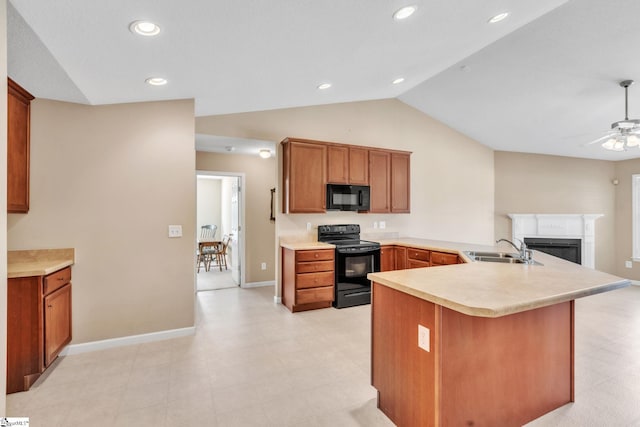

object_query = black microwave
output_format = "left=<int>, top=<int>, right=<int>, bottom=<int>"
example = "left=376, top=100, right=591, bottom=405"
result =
left=326, top=184, right=370, bottom=211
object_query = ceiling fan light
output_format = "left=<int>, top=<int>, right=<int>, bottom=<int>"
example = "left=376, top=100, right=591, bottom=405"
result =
left=626, top=134, right=640, bottom=147
left=613, top=141, right=625, bottom=151
left=601, top=138, right=616, bottom=150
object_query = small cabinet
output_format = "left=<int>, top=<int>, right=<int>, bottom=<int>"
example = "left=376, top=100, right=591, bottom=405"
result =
left=391, top=153, right=410, bottom=213
left=282, top=248, right=335, bottom=312
left=369, top=150, right=411, bottom=213
left=407, top=247, right=430, bottom=269
left=369, top=150, right=391, bottom=213
left=282, top=138, right=327, bottom=213
left=7, top=78, right=34, bottom=213
left=327, top=145, right=369, bottom=185
left=7, top=266, right=72, bottom=393
left=380, top=245, right=395, bottom=272
left=431, top=251, right=459, bottom=267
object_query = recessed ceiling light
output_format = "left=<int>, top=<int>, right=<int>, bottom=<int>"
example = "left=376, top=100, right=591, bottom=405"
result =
left=488, top=12, right=509, bottom=24
left=392, top=77, right=405, bottom=85
left=317, top=83, right=332, bottom=90
left=129, top=20, right=161, bottom=36
left=145, top=77, right=167, bottom=86
left=393, top=5, right=417, bottom=20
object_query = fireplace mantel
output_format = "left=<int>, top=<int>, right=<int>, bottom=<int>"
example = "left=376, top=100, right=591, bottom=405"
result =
left=507, top=214, right=604, bottom=268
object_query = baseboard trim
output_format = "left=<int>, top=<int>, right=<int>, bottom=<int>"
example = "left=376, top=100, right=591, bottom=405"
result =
left=60, top=326, right=196, bottom=356
left=274, top=296, right=282, bottom=304
left=243, top=280, right=275, bottom=288
left=632, top=280, right=640, bottom=286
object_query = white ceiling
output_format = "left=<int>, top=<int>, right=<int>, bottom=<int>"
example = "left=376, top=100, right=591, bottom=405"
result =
left=7, top=0, right=640, bottom=160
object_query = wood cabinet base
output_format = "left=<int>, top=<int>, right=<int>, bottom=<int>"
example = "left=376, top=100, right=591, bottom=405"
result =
left=7, top=268, right=72, bottom=394
left=372, top=282, right=574, bottom=426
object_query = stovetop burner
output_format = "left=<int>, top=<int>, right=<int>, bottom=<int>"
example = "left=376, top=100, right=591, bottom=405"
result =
left=317, top=224, right=380, bottom=251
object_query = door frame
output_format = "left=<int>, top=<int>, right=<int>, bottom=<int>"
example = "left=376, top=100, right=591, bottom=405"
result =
left=196, top=170, right=246, bottom=288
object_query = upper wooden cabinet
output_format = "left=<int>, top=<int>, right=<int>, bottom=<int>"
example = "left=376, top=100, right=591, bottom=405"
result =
left=7, top=78, right=34, bottom=213
left=327, top=145, right=369, bottom=185
left=391, top=152, right=410, bottom=213
left=369, top=150, right=391, bottom=213
left=281, top=137, right=410, bottom=214
left=370, top=150, right=411, bottom=213
left=282, top=138, right=327, bottom=213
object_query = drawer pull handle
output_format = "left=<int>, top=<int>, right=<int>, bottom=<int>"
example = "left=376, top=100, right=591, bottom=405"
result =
left=57, top=277, right=65, bottom=281
left=47, top=305, right=52, bottom=308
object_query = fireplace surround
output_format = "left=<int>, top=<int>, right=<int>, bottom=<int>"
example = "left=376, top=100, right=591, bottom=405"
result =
left=508, top=214, right=603, bottom=268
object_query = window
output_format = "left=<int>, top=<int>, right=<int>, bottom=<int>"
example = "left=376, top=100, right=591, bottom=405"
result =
left=633, top=174, right=640, bottom=260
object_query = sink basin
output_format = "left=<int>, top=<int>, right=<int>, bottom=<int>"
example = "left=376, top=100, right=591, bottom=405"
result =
left=465, top=251, right=517, bottom=258
left=464, top=251, right=543, bottom=266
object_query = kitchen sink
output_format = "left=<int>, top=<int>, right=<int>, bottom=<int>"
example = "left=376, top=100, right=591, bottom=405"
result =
left=464, top=251, right=543, bottom=266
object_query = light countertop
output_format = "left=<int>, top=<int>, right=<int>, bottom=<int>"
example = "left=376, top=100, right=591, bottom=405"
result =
left=280, top=241, right=335, bottom=251
left=368, top=238, right=630, bottom=318
left=8, top=248, right=75, bottom=278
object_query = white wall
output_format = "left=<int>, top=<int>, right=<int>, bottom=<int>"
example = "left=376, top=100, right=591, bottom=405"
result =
left=196, top=177, right=221, bottom=238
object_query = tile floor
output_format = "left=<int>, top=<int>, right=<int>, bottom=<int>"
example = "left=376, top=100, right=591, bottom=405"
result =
left=6, top=285, right=640, bottom=426
left=197, top=268, right=237, bottom=291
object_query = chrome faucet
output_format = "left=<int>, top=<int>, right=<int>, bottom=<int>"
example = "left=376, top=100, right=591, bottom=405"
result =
left=496, top=238, right=533, bottom=263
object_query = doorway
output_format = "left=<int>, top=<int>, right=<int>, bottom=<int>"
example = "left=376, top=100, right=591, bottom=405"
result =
left=196, top=172, right=245, bottom=291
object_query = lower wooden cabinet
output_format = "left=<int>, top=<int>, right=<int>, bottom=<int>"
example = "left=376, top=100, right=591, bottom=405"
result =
left=380, top=246, right=462, bottom=272
left=407, top=247, right=431, bottom=269
left=431, top=251, right=460, bottom=267
left=380, top=245, right=395, bottom=272
left=282, top=248, right=335, bottom=312
left=7, top=266, right=72, bottom=393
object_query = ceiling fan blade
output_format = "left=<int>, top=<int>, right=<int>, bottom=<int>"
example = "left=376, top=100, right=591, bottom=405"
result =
left=583, top=133, right=616, bottom=146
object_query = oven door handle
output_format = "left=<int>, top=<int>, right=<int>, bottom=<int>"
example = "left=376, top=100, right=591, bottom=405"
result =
left=358, top=190, right=363, bottom=206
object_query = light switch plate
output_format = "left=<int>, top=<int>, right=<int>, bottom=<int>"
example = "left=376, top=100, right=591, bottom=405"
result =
left=418, top=324, right=430, bottom=352
left=168, top=225, right=182, bottom=238
left=626, top=260, right=633, bottom=269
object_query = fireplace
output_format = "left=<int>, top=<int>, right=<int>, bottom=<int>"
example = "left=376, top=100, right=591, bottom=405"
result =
left=524, top=238, right=581, bottom=265
left=508, top=214, right=603, bottom=268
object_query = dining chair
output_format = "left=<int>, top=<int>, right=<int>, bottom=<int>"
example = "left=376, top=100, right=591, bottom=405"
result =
left=197, top=225, right=218, bottom=272
left=212, top=234, right=232, bottom=271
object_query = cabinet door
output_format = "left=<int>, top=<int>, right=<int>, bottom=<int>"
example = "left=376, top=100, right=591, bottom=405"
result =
left=7, top=78, right=34, bottom=213
left=395, top=246, right=407, bottom=270
left=380, top=245, right=395, bottom=272
left=391, top=153, right=410, bottom=213
left=327, top=145, right=349, bottom=184
left=44, top=284, right=72, bottom=367
left=349, top=147, right=369, bottom=185
left=283, top=140, right=327, bottom=213
left=369, top=150, right=391, bottom=213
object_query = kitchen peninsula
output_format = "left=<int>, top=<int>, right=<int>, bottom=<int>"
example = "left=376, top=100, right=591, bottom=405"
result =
left=368, top=239, right=630, bottom=426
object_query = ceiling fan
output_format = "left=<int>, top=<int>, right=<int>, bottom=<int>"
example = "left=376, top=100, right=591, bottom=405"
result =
left=589, top=80, right=640, bottom=151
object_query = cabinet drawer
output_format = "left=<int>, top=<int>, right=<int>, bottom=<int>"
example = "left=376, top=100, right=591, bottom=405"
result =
left=407, top=248, right=430, bottom=262
left=296, top=271, right=334, bottom=289
left=296, top=249, right=334, bottom=262
left=296, top=260, right=334, bottom=274
left=296, top=286, right=333, bottom=305
left=43, top=267, right=71, bottom=295
left=407, top=260, right=430, bottom=269
left=431, top=251, right=458, bottom=265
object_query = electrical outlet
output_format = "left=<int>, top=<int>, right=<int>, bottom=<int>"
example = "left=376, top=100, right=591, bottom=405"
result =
left=168, top=225, right=182, bottom=238
left=379, top=221, right=386, bottom=229
left=306, top=222, right=312, bottom=232
left=373, top=222, right=378, bottom=229
left=418, top=324, right=430, bottom=352
left=626, top=260, right=633, bottom=269
left=261, top=262, right=267, bottom=270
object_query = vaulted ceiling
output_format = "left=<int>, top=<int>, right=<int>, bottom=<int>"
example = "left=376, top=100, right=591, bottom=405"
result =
left=8, top=0, right=640, bottom=160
